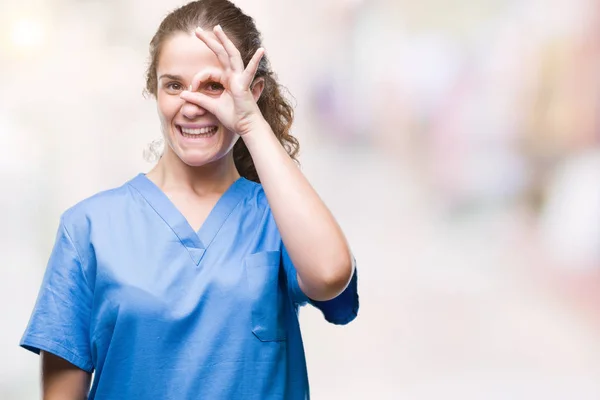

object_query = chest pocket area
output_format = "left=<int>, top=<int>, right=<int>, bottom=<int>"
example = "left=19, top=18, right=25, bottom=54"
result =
left=244, top=251, right=287, bottom=342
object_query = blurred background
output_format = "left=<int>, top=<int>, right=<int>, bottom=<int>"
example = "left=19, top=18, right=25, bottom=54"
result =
left=2, top=0, right=600, bottom=398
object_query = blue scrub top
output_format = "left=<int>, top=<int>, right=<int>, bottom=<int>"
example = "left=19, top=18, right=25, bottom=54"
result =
left=21, top=173, right=359, bottom=399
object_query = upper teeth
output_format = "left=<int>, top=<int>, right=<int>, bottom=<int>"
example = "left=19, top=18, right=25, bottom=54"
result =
left=181, top=126, right=217, bottom=135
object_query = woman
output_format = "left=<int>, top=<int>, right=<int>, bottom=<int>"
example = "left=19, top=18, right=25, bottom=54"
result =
left=20, top=0, right=359, bottom=399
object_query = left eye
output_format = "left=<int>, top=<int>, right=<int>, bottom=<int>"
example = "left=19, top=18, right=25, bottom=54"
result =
left=205, top=82, right=224, bottom=92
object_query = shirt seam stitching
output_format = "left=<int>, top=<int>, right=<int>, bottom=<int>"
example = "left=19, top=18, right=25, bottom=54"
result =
left=60, top=217, right=92, bottom=291
left=127, top=182, right=192, bottom=250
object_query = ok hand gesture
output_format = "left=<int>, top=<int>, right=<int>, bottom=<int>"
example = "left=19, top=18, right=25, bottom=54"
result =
left=179, top=25, right=266, bottom=136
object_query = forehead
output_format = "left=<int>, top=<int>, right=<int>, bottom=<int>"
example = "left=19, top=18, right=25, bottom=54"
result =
left=157, top=31, right=221, bottom=79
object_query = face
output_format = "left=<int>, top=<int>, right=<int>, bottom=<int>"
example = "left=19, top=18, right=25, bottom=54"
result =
left=155, top=31, right=237, bottom=168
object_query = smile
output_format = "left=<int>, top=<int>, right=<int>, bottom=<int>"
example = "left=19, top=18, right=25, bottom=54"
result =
left=177, top=125, right=218, bottom=139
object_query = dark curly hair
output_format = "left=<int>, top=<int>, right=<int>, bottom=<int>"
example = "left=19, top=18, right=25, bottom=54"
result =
left=144, top=0, right=300, bottom=182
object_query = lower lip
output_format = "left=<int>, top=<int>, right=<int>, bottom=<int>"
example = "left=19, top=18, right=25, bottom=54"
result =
left=177, top=126, right=218, bottom=143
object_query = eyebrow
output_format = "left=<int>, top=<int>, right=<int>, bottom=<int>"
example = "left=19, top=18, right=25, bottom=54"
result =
left=158, top=74, right=183, bottom=81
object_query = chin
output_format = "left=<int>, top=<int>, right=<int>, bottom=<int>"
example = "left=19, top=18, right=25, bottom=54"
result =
left=178, top=151, right=221, bottom=168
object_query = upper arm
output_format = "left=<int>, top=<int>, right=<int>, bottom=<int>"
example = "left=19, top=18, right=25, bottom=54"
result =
left=41, top=351, right=91, bottom=400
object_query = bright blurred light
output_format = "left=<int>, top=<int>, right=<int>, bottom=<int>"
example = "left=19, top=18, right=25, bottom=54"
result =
left=10, top=17, right=45, bottom=51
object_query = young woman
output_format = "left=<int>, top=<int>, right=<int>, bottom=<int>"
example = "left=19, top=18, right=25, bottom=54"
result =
left=21, top=1, right=359, bottom=398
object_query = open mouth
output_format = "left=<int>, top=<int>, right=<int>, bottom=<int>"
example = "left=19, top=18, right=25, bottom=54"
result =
left=177, top=125, right=218, bottom=139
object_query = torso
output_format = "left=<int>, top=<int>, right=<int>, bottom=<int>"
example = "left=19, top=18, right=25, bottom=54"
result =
left=86, top=174, right=309, bottom=399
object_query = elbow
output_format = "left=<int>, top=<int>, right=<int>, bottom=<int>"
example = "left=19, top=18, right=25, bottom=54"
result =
left=308, top=254, right=354, bottom=301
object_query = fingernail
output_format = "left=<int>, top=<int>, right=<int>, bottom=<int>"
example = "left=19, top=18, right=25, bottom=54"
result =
left=196, top=26, right=203, bottom=32
left=189, top=84, right=192, bottom=91
left=215, top=24, right=222, bottom=31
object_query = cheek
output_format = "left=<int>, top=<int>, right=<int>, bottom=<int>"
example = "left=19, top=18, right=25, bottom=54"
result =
left=156, top=95, right=180, bottom=125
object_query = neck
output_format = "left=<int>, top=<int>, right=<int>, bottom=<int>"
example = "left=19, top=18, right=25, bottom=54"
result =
left=147, top=147, right=241, bottom=196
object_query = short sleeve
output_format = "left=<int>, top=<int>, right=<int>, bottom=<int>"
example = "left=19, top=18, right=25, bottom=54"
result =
left=20, top=218, right=94, bottom=372
left=281, top=244, right=359, bottom=325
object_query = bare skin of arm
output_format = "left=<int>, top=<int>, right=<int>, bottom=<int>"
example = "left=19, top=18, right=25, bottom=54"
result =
left=41, top=351, right=91, bottom=400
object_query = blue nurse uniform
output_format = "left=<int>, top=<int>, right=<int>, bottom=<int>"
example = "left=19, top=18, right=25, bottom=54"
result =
left=20, top=173, right=359, bottom=399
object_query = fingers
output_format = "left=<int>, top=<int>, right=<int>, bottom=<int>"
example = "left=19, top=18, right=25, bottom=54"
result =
left=190, top=68, right=223, bottom=93
left=194, top=25, right=265, bottom=90
left=212, top=25, right=244, bottom=72
left=184, top=68, right=223, bottom=114
left=179, top=90, right=217, bottom=115
left=195, top=27, right=231, bottom=70
left=243, top=48, right=265, bottom=87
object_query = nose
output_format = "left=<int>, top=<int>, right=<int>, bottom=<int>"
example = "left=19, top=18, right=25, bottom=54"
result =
left=180, top=100, right=207, bottom=120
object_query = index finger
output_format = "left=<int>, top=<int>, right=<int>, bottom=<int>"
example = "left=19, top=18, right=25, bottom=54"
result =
left=190, top=68, right=224, bottom=92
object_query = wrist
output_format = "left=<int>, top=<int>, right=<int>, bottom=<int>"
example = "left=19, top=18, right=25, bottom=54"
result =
left=240, top=118, right=273, bottom=147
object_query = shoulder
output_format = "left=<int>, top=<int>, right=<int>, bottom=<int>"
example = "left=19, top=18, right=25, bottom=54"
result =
left=239, top=179, right=273, bottom=215
left=60, top=175, right=138, bottom=233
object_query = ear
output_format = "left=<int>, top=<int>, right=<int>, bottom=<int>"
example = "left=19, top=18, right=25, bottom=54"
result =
left=250, top=77, right=265, bottom=102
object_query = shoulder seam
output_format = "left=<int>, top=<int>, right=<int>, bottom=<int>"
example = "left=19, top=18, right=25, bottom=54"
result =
left=59, top=217, right=92, bottom=291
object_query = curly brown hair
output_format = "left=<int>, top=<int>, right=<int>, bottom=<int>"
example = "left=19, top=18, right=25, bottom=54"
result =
left=143, top=0, right=299, bottom=183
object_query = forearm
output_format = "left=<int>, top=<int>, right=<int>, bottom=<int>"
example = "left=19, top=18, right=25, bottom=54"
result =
left=242, top=120, right=354, bottom=301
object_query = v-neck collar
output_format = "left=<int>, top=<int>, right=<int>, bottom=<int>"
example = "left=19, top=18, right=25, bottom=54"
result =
left=128, top=173, right=254, bottom=265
